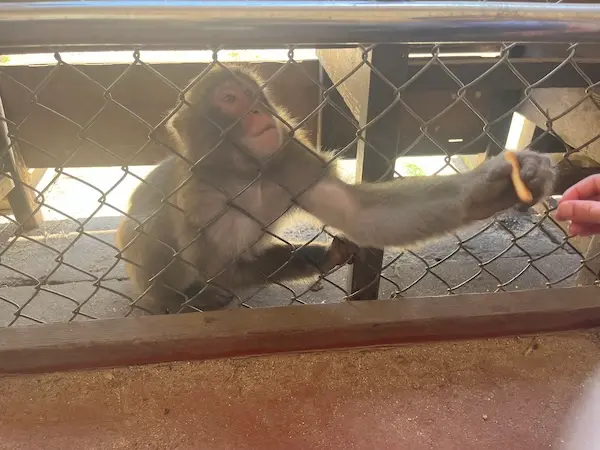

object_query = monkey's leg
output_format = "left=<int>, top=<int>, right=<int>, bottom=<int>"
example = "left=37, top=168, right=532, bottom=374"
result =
left=122, top=258, right=194, bottom=315
left=117, top=218, right=199, bottom=314
left=175, top=282, right=238, bottom=312
left=168, top=241, right=354, bottom=312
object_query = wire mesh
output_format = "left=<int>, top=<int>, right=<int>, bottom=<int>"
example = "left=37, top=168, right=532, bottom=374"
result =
left=0, top=42, right=598, bottom=327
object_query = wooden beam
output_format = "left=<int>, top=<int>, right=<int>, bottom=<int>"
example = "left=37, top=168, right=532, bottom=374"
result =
left=28, top=168, right=48, bottom=189
left=1, top=286, right=599, bottom=375
left=404, top=59, right=600, bottom=92
left=483, top=90, right=522, bottom=158
left=509, top=115, right=537, bottom=152
left=316, top=57, right=600, bottom=100
left=0, top=173, right=14, bottom=199
left=317, top=47, right=369, bottom=122
left=0, top=93, right=42, bottom=231
left=0, top=169, right=45, bottom=215
left=4, top=57, right=594, bottom=168
left=5, top=144, right=43, bottom=231
left=0, top=61, right=321, bottom=168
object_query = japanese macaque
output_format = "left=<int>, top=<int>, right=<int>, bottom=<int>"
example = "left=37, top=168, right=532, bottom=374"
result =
left=115, top=64, right=555, bottom=313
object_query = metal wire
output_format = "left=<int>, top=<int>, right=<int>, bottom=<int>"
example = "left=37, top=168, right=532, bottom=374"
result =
left=0, top=37, right=599, bottom=326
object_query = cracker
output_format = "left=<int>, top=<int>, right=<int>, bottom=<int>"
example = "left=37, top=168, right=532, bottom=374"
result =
left=504, top=151, right=533, bottom=204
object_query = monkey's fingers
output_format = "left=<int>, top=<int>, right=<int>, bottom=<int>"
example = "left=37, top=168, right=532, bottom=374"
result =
left=504, top=151, right=534, bottom=204
left=328, top=236, right=358, bottom=267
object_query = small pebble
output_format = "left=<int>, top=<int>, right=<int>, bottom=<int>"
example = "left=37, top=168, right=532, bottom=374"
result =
left=482, top=414, right=488, bottom=421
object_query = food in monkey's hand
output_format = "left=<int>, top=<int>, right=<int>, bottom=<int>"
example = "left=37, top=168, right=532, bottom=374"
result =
left=504, top=151, right=534, bottom=204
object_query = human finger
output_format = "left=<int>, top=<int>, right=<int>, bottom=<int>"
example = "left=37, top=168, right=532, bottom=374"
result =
left=559, top=174, right=600, bottom=202
left=555, top=200, right=600, bottom=223
left=568, top=222, right=600, bottom=236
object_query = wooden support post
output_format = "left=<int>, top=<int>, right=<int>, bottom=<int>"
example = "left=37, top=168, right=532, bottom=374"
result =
left=316, top=63, right=358, bottom=161
left=483, top=45, right=531, bottom=158
left=483, top=90, right=523, bottom=159
left=316, top=63, right=327, bottom=152
left=318, top=45, right=409, bottom=299
left=0, top=93, right=42, bottom=231
left=508, top=113, right=537, bottom=152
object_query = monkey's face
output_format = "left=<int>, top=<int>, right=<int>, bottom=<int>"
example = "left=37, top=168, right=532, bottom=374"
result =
left=210, top=79, right=284, bottom=157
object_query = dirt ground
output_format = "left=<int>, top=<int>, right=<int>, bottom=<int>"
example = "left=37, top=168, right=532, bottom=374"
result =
left=2, top=332, right=600, bottom=449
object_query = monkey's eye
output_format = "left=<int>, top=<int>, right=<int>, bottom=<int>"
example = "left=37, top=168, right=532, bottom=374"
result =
left=222, top=93, right=237, bottom=104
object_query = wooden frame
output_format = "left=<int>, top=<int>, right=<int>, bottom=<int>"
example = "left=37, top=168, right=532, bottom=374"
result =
left=1, top=286, right=599, bottom=375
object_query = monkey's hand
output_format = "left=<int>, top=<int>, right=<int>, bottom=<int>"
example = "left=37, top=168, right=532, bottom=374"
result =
left=466, top=150, right=555, bottom=221
left=322, top=236, right=359, bottom=273
left=289, top=237, right=358, bottom=278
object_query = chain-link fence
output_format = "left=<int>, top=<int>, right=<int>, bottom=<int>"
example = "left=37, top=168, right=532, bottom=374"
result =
left=1, top=2, right=600, bottom=328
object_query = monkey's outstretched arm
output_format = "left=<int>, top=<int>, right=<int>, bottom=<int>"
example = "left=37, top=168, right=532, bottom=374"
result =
left=297, top=151, right=555, bottom=248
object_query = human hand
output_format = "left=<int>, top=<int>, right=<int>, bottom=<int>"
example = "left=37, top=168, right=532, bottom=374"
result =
left=555, top=174, right=600, bottom=236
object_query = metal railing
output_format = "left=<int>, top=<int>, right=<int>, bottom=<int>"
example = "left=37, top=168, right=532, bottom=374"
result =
left=3, top=1, right=600, bottom=48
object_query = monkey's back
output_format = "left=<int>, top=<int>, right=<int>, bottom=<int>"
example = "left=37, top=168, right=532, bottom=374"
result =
left=127, top=156, right=180, bottom=217
left=116, top=155, right=184, bottom=259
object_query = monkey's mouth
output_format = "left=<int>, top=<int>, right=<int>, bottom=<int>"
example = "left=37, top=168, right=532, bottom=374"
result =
left=253, top=124, right=276, bottom=137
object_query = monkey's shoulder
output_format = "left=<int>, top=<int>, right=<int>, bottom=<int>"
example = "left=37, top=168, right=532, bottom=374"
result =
left=263, top=144, right=340, bottom=194
left=126, top=157, right=178, bottom=212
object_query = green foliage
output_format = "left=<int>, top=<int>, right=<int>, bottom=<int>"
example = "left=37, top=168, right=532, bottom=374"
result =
left=403, top=163, right=426, bottom=177
left=0, top=55, right=9, bottom=64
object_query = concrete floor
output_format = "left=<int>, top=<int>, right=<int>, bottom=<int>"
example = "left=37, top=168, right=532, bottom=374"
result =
left=0, top=210, right=581, bottom=325
left=1, top=332, right=600, bottom=449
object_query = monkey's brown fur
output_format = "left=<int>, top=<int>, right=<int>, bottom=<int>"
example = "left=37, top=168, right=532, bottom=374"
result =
left=116, top=64, right=556, bottom=313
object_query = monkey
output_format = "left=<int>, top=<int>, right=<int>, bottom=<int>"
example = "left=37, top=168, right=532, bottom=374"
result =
left=115, top=63, right=556, bottom=314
